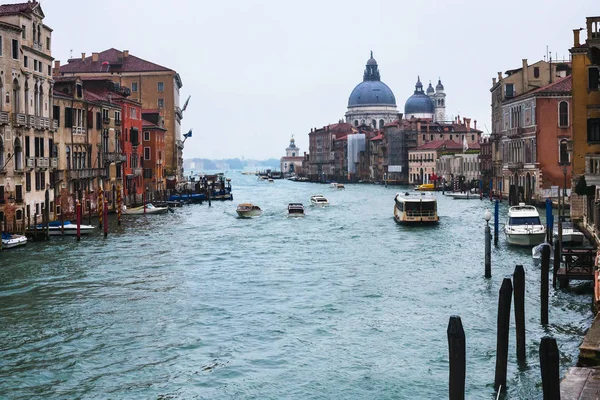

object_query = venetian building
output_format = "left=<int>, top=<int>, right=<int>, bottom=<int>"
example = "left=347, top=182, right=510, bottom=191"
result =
left=345, top=52, right=398, bottom=129
left=280, top=135, right=303, bottom=176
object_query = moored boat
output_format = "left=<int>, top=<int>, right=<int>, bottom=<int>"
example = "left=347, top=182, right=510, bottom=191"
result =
left=288, top=203, right=305, bottom=217
left=236, top=203, right=263, bottom=218
left=532, top=242, right=554, bottom=266
left=38, top=221, right=95, bottom=236
left=393, top=193, right=439, bottom=224
left=310, top=195, right=329, bottom=206
left=123, top=203, right=169, bottom=215
left=553, top=221, right=585, bottom=244
left=1, top=232, right=27, bottom=249
left=415, top=183, right=435, bottom=191
left=445, top=191, right=479, bottom=200
left=504, top=203, right=546, bottom=246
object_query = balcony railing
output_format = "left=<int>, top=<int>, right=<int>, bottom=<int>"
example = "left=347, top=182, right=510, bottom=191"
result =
left=27, top=114, right=36, bottom=128
left=115, top=119, right=121, bottom=126
left=12, top=113, right=26, bottom=126
left=175, top=139, right=184, bottom=149
left=66, top=168, right=103, bottom=180
left=0, top=111, right=9, bottom=125
left=36, top=157, right=49, bottom=169
left=104, top=152, right=126, bottom=163
left=52, top=120, right=58, bottom=130
left=507, top=161, right=524, bottom=170
left=133, top=167, right=143, bottom=177
left=50, top=157, right=58, bottom=169
left=25, top=157, right=35, bottom=169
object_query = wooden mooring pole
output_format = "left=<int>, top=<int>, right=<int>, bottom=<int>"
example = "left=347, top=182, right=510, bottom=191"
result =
left=447, top=315, right=465, bottom=400
left=76, top=200, right=81, bottom=242
left=117, top=184, right=122, bottom=226
left=539, top=337, right=560, bottom=400
left=513, top=265, right=526, bottom=362
left=541, top=245, right=550, bottom=326
left=485, top=220, right=491, bottom=278
left=494, top=277, right=513, bottom=393
left=103, top=200, right=108, bottom=238
left=553, top=238, right=560, bottom=289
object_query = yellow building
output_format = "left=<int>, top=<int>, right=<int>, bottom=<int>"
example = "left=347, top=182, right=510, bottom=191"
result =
left=570, top=17, right=600, bottom=235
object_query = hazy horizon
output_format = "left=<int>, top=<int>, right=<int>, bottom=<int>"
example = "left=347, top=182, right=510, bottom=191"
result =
left=42, top=0, right=598, bottom=160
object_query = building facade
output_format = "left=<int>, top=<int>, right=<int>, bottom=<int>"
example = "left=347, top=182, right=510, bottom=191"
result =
left=570, top=19, right=600, bottom=233
left=56, top=48, right=185, bottom=184
left=142, top=109, right=167, bottom=198
left=307, top=122, right=353, bottom=181
left=280, top=135, right=303, bottom=176
left=0, top=1, right=54, bottom=231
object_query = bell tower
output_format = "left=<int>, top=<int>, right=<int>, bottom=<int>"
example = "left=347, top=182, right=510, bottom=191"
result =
left=433, top=78, right=446, bottom=123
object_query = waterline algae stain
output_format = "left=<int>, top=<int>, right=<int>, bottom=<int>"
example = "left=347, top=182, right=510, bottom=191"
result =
left=0, top=174, right=593, bottom=398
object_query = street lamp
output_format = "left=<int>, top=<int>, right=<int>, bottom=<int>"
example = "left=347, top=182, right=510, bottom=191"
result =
left=484, top=209, right=492, bottom=226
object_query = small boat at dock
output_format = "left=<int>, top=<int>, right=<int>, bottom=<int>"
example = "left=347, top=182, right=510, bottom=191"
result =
left=123, top=203, right=170, bottom=215
left=504, top=203, right=546, bottom=246
left=553, top=221, right=585, bottom=244
left=2, top=232, right=27, bottom=249
left=445, top=191, right=479, bottom=200
left=38, top=221, right=95, bottom=236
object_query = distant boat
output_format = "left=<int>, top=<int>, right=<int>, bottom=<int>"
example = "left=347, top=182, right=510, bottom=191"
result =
left=236, top=203, right=263, bottom=218
left=1, top=232, right=27, bottom=249
left=38, top=221, right=95, bottom=236
left=415, top=183, right=435, bottom=191
left=445, top=191, right=479, bottom=200
left=123, top=203, right=169, bottom=215
left=310, top=195, right=329, bottom=206
left=288, top=203, right=305, bottom=217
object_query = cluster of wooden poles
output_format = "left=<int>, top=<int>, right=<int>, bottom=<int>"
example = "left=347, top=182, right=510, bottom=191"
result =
left=448, top=246, right=560, bottom=399
left=73, top=185, right=123, bottom=241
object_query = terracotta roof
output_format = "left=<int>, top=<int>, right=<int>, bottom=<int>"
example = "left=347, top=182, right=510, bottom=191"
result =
left=0, top=1, right=37, bottom=15
left=142, top=119, right=166, bottom=130
left=414, top=140, right=463, bottom=151
left=530, top=75, right=572, bottom=95
left=60, top=48, right=173, bottom=74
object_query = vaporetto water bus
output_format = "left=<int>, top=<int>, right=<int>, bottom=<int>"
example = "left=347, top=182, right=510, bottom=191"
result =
left=393, top=193, right=439, bottom=224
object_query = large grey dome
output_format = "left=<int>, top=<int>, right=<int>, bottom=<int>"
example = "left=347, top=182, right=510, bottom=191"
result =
left=404, top=76, right=434, bottom=115
left=348, top=52, right=396, bottom=107
left=348, top=80, right=396, bottom=107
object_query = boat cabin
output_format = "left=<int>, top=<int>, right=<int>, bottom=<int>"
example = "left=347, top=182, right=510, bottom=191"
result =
left=393, top=193, right=439, bottom=224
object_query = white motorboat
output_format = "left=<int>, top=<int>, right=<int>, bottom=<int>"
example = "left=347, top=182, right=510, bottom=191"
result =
left=445, top=191, right=479, bottom=200
left=504, top=203, right=546, bottom=246
left=310, top=195, right=329, bottom=206
left=40, top=221, right=96, bottom=236
left=532, top=242, right=554, bottom=266
left=553, top=221, right=585, bottom=244
left=288, top=203, right=305, bottom=217
left=236, top=203, right=263, bottom=218
left=1, top=232, right=27, bottom=249
left=123, top=203, right=169, bottom=215
left=335, top=183, right=345, bottom=190
left=330, top=182, right=338, bottom=188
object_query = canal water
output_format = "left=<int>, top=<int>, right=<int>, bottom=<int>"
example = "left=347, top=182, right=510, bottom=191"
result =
left=0, top=173, right=593, bottom=399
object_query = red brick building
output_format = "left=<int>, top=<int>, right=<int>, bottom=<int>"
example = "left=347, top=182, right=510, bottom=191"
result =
left=142, top=110, right=167, bottom=198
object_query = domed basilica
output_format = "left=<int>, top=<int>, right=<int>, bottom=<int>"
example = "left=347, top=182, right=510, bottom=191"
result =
left=345, top=53, right=448, bottom=127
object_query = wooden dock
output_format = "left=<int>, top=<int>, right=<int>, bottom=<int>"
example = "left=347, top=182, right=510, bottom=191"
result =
left=555, top=247, right=596, bottom=288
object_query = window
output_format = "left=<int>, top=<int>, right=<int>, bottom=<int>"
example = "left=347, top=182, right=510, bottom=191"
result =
left=590, top=67, right=600, bottom=91
left=130, top=107, right=137, bottom=119
left=0, top=35, right=2, bottom=56
left=131, top=82, right=138, bottom=92
left=158, top=98, right=164, bottom=108
left=25, top=135, right=30, bottom=157
left=144, top=147, right=151, bottom=160
left=559, top=101, right=569, bottom=127
left=23, top=55, right=28, bottom=68
left=143, top=168, right=153, bottom=179
left=12, top=39, right=18, bottom=59
left=47, top=65, right=50, bottom=76
left=46, top=37, right=50, bottom=50
left=505, top=83, right=514, bottom=98
left=34, top=59, right=37, bottom=70
left=102, top=108, right=109, bottom=123
left=559, top=139, right=569, bottom=164
left=144, top=131, right=150, bottom=141
left=76, top=84, right=82, bottom=98
left=589, top=118, right=600, bottom=142
left=157, top=81, right=164, bottom=92
left=22, top=25, right=26, bottom=39
left=471, top=134, right=475, bottom=141
left=114, top=111, right=120, bottom=124
left=534, top=67, right=540, bottom=78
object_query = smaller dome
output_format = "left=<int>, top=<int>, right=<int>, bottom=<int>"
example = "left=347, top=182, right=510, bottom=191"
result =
left=436, top=79, right=444, bottom=91
left=426, top=82, right=434, bottom=94
left=404, top=94, right=434, bottom=115
left=415, top=76, right=423, bottom=90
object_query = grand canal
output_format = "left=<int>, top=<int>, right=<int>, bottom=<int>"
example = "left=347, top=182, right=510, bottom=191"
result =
left=0, top=173, right=593, bottom=399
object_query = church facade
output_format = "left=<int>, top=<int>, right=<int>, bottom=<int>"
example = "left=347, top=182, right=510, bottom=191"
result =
left=404, top=77, right=447, bottom=122
left=280, top=136, right=304, bottom=176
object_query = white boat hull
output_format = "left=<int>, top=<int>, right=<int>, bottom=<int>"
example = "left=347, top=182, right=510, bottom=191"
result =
left=446, top=192, right=479, bottom=200
left=123, top=207, right=169, bottom=215
left=236, top=210, right=262, bottom=218
left=46, top=225, right=95, bottom=236
left=2, top=235, right=27, bottom=249
left=505, top=231, right=546, bottom=246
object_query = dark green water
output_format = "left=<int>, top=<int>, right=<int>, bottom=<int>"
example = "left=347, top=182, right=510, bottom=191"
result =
left=0, top=174, right=593, bottom=399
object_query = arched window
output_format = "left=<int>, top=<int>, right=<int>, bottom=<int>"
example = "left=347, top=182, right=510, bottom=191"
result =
left=12, top=78, right=20, bottom=113
left=372, top=119, right=376, bottom=129
left=66, top=145, right=71, bottom=169
left=354, top=120, right=358, bottom=127
left=559, top=139, right=569, bottom=164
left=559, top=101, right=569, bottom=127
left=379, top=119, right=384, bottom=129
left=24, top=81, right=29, bottom=115
left=13, top=138, right=22, bottom=170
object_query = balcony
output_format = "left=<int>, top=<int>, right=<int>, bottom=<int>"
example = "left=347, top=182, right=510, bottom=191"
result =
left=507, top=161, right=524, bottom=171
left=585, top=154, right=600, bottom=186
left=52, top=120, right=58, bottom=130
left=104, top=152, right=126, bottom=163
left=176, top=139, right=184, bottom=150
left=12, top=113, right=26, bottom=127
left=103, top=117, right=110, bottom=125
left=115, top=119, right=121, bottom=126
left=26, top=114, right=36, bottom=128
left=0, top=111, right=9, bottom=125
left=66, top=168, right=103, bottom=180
left=133, top=167, right=143, bottom=177
left=36, top=157, right=49, bottom=169
left=50, top=157, right=58, bottom=169
left=25, top=157, right=35, bottom=169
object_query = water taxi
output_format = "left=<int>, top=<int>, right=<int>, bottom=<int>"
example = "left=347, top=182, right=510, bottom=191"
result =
left=504, top=203, right=546, bottom=246
left=310, top=195, right=329, bottom=206
left=393, top=193, right=439, bottom=224
left=415, top=183, right=435, bottom=191
left=288, top=203, right=305, bottom=217
left=236, top=203, right=263, bottom=218
left=1, top=232, right=27, bottom=249
left=553, top=221, right=585, bottom=244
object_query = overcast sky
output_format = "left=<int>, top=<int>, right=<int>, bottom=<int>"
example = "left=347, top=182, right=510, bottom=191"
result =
left=42, top=0, right=597, bottom=160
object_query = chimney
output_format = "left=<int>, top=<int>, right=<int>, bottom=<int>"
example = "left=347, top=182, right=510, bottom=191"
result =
left=123, top=50, right=129, bottom=58
left=81, top=52, right=86, bottom=61
left=465, top=118, right=471, bottom=132
left=497, top=71, right=502, bottom=81
left=92, top=52, right=99, bottom=62
left=492, top=77, right=497, bottom=85
left=53, top=60, right=60, bottom=76
left=474, top=120, right=477, bottom=130
left=573, top=29, right=581, bottom=47
left=397, top=113, right=403, bottom=120
left=522, top=59, right=529, bottom=90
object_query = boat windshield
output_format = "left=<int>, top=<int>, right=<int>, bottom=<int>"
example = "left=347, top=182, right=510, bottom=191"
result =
left=509, top=216, right=541, bottom=225
left=405, top=202, right=436, bottom=212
